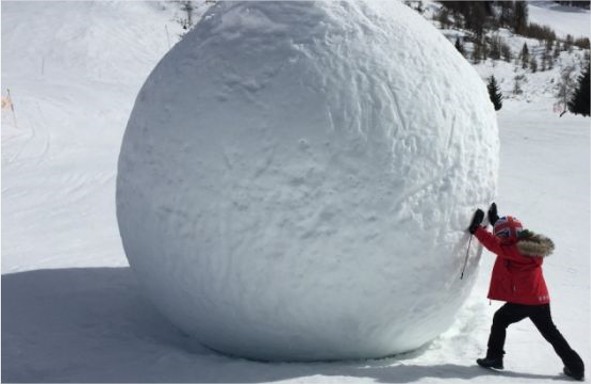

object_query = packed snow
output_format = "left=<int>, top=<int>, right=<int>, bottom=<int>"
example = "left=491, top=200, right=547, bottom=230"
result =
left=2, top=0, right=589, bottom=382
left=117, top=1, right=498, bottom=361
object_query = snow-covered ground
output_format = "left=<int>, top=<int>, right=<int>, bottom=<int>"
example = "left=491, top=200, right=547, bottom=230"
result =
left=528, top=1, right=591, bottom=39
left=2, top=1, right=589, bottom=383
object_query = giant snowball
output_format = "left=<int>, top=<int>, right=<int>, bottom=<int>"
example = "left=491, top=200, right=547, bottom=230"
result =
left=117, top=1, right=498, bottom=361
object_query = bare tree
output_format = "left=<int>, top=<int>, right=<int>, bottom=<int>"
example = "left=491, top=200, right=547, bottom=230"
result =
left=176, top=1, right=198, bottom=33
left=436, top=7, right=452, bottom=29
left=513, top=75, right=524, bottom=95
left=556, top=65, right=576, bottom=116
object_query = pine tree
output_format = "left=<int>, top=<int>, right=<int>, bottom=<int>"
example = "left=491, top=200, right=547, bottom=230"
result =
left=472, top=40, right=483, bottom=64
left=565, top=35, right=574, bottom=53
left=487, top=75, right=503, bottom=111
left=568, top=64, right=590, bottom=116
left=499, top=1, right=515, bottom=28
left=553, top=42, right=561, bottom=60
left=520, top=43, right=530, bottom=69
left=455, top=37, right=465, bottom=56
left=530, top=56, right=538, bottom=73
left=481, top=40, right=489, bottom=60
left=490, top=35, right=502, bottom=60
left=514, top=1, right=528, bottom=34
left=501, top=43, right=513, bottom=62
left=467, top=2, right=487, bottom=39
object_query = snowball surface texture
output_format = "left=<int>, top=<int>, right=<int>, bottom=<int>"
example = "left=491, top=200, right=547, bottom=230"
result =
left=117, top=1, right=498, bottom=361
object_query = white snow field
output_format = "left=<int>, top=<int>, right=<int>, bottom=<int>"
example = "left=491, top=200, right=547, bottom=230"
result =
left=2, top=1, right=589, bottom=383
left=117, top=1, right=497, bottom=362
left=528, top=1, right=591, bottom=40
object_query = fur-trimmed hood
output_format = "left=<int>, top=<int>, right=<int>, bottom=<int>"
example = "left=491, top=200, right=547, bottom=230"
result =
left=516, top=229, right=555, bottom=257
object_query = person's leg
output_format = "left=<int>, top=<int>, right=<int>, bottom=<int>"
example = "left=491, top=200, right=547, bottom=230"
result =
left=486, top=303, right=530, bottom=359
left=478, top=303, right=531, bottom=369
left=529, top=304, right=584, bottom=379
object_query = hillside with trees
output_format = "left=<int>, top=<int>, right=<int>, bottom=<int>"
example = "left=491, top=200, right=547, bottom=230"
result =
left=405, top=0, right=590, bottom=116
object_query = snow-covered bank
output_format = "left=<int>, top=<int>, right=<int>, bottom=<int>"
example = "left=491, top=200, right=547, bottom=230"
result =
left=1, top=1, right=182, bottom=272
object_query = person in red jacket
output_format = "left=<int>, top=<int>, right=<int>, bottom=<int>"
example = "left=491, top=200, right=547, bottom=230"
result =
left=468, top=203, right=584, bottom=381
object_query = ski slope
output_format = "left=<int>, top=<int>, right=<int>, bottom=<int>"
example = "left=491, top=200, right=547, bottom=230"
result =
left=2, top=1, right=589, bottom=382
left=528, top=1, right=591, bottom=39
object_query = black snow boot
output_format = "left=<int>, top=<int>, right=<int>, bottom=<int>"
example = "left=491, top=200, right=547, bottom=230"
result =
left=476, top=356, right=504, bottom=370
left=564, top=366, right=584, bottom=381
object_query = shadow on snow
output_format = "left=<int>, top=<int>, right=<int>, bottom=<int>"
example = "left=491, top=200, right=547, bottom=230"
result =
left=2, top=267, right=559, bottom=383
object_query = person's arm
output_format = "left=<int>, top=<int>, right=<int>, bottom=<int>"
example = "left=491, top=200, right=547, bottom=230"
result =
left=473, top=227, right=528, bottom=262
left=474, top=226, right=503, bottom=255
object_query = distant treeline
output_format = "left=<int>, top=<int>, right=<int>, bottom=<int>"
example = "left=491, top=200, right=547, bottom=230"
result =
left=436, top=1, right=590, bottom=49
left=553, top=1, right=590, bottom=9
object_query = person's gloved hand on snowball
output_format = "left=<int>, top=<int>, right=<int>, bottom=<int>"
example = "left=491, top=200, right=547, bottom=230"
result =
left=468, top=202, right=499, bottom=233
left=468, top=208, right=485, bottom=234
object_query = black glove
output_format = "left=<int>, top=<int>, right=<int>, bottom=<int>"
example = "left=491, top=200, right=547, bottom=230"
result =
left=488, top=202, right=499, bottom=226
left=468, top=209, right=485, bottom=234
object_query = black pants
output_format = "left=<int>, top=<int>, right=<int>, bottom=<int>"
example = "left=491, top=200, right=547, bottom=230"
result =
left=487, top=303, right=584, bottom=372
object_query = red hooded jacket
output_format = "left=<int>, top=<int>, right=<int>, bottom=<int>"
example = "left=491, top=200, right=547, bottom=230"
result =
left=474, top=227, right=552, bottom=305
